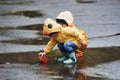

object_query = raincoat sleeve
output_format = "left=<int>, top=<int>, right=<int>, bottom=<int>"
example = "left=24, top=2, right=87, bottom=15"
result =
left=44, top=38, right=57, bottom=53
left=75, top=30, right=86, bottom=42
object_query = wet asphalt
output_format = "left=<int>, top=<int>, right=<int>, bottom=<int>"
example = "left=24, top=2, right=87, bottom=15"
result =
left=0, top=0, right=120, bottom=80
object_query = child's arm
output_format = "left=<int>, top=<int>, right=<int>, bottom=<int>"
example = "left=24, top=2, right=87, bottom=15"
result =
left=39, top=38, right=57, bottom=56
left=44, top=38, right=57, bottom=53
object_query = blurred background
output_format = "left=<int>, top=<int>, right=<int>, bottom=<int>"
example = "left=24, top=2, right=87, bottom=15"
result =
left=0, top=0, right=120, bottom=80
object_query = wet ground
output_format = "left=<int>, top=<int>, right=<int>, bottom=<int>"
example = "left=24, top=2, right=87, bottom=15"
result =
left=0, top=48, right=120, bottom=80
left=0, top=0, right=120, bottom=80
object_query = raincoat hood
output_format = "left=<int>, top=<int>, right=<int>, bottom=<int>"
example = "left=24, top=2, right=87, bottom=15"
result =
left=56, top=11, right=73, bottom=25
left=43, top=18, right=61, bottom=36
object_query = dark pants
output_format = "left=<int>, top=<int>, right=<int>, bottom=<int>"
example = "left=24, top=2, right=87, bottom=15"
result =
left=57, top=41, right=78, bottom=55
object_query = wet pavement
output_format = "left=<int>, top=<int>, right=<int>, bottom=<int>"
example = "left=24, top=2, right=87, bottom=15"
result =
left=0, top=0, right=120, bottom=80
left=0, top=47, right=120, bottom=80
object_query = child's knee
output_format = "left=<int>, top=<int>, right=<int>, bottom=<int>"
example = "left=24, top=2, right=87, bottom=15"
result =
left=64, top=41, right=77, bottom=52
left=57, top=43, right=64, bottom=48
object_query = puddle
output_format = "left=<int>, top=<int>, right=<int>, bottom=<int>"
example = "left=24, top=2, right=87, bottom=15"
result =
left=84, top=47, right=120, bottom=66
left=76, top=0, right=95, bottom=3
left=0, top=24, right=43, bottom=30
left=0, top=63, right=52, bottom=80
left=0, top=47, right=120, bottom=80
left=0, top=0, right=33, bottom=5
left=1, top=38, right=49, bottom=45
left=1, top=10, right=44, bottom=18
left=0, top=24, right=50, bottom=45
left=0, top=52, right=39, bottom=64
left=17, top=24, right=44, bottom=30
left=0, top=0, right=120, bottom=80
left=80, top=60, right=120, bottom=80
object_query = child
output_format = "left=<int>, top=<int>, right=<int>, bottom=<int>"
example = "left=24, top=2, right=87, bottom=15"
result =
left=56, top=11, right=88, bottom=59
left=39, top=18, right=87, bottom=64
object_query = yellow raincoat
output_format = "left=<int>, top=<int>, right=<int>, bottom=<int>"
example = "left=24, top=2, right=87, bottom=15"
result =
left=56, top=11, right=88, bottom=58
left=43, top=18, right=88, bottom=58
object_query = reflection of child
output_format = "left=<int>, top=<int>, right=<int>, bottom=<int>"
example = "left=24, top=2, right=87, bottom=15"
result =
left=39, top=18, right=87, bottom=64
left=59, top=64, right=87, bottom=80
left=56, top=11, right=88, bottom=59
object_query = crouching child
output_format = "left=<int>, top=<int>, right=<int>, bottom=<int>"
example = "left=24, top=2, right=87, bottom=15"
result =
left=39, top=18, right=88, bottom=64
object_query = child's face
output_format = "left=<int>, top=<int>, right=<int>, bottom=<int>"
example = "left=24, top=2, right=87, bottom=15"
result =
left=59, top=23, right=67, bottom=28
left=56, top=19, right=68, bottom=27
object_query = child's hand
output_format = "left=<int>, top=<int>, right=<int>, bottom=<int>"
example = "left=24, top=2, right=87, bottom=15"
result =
left=81, top=41, right=87, bottom=49
left=81, top=41, right=87, bottom=46
left=38, top=52, right=46, bottom=57
left=38, top=52, right=48, bottom=63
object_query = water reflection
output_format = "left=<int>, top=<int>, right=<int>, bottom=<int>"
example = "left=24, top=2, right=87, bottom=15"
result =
left=0, top=63, right=51, bottom=80
left=0, top=47, right=120, bottom=80
left=1, top=11, right=44, bottom=18
left=58, top=64, right=87, bottom=80
left=0, top=0, right=120, bottom=80
left=80, top=60, right=120, bottom=80
left=38, top=47, right=120, bottom=80
left=76, top=0, right=95, bottom=3
left=39, top=63, right=87, bottom=80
